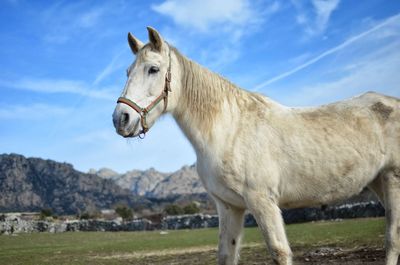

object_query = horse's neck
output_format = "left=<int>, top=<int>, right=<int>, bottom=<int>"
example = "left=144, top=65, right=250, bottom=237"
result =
left=171, top=51, right=241, bottom=155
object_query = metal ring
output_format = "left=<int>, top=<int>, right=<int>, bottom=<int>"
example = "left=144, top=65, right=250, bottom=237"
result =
left=138, top=131, right=146, bottom=139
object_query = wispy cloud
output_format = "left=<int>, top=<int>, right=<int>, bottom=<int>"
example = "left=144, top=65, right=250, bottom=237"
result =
left=93, top=50, right=127, bottom=85
left=78, top=8, right=105, bottom=28
left=253, top=13, right=400, bottom=91
left=312, top=0, right=340, bottom=34
left=0, top=103, right=71, bottom=120
left=0, top=78, right=117, bottom=100
left=292, top=0, right=340, bottom=36
left=41, top=2, right=107, bottom=44
left=199, top=45, right=240, bottom=70
left=5, top=0, right=18, bottom=5
left=151, top=0, right=281, bottom=44
left=68, top=115, right=196, bottom=173
left=152, top=0, right=260, bottom=33
left=280, top=41, right=400, bottom=106
left=152, top=0, right=280, bottom=71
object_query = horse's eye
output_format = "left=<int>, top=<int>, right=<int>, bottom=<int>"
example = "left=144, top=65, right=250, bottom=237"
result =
left=148, top=66, right=159, bottom=74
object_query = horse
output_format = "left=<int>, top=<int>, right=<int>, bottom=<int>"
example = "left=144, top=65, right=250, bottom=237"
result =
left=112, top=27, right=400, bottom=265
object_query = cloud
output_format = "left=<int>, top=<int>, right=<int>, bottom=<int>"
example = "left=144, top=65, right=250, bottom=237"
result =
left=151, top=0, right=281, bottom=42
left=93, top=50, right=127, bottom=85
left=312, top=0, right=340, bottom=33
left=253, top=13, right=400, bottom=91
left=292, top=0, right=340, bottom=36
left=78, top=8, right=105, bottom=28
left=152, top=0, right=280, bottom=71
left=41, top=2, right=107, bottom=43
left=5, top=0, right=18, bottom=5
left=281, top=41, right=400, bottom=106
left=199, top=45, right=240, bottom=71
left=152, top=0, right=258, bottom=32
left=0, top=78, right=117, bottom=100
left=0, top=103, right=71, bottom=120
left=68, top=115, right=196, bottom=173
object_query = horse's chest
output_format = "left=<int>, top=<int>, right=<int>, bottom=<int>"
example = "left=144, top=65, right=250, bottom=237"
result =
left=196, top=157, right=246, bottom=208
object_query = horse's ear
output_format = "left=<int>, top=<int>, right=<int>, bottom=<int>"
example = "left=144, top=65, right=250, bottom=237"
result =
left=147, top=26, right=163, bottom=52
left=128, top=32, right=144, bottom=55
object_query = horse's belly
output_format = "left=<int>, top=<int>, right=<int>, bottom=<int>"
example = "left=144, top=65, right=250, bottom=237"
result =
left=279, top=169, right=380, bottom=209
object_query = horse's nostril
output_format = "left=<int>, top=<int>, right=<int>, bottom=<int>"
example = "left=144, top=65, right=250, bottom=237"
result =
left=121, top=112, right=130, bottom=126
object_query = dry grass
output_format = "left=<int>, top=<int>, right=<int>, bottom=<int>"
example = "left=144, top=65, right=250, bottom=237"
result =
left=0, top=218, right=386, bottom=265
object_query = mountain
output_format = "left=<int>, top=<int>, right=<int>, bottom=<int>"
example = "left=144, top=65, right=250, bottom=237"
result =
left=148, top=165, right=205, bottom=198
left=0, top=154, right=151, bottom=215
left=116, top=168, right=167, bottom=196
left=91, top=165, right=206, bottom=199
left=90, top=164, right=380, bottom=212
left=1, top=153, right=380, bottom=217
left=88, top=167, right=119, bottom=180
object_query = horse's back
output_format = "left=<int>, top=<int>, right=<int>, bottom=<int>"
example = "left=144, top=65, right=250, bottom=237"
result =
left=273, top=91, right=399, bottom=207
left=305, top=91, right=399, bottom=166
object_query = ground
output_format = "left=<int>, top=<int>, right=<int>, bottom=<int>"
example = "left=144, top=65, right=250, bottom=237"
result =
left=0, top=218, right=395, bottom=265
left=95, top=244, right=386, bottom=265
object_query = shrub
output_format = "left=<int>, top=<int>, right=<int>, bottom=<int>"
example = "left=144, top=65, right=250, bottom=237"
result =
left=79, top=212, right=91, bottom=220
left=164, top=204, right=183, bottom=215
left=183, top=203, right=200, bottom=214
left=115, top=205, right=133, bottom=221
left=40, top=208, right=52, bottom=220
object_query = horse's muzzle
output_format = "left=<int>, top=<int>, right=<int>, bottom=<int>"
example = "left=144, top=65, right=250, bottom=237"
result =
left=112, top=106, right=140, bottom=138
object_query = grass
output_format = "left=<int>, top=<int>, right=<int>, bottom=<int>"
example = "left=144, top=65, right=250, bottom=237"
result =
left=0, top=218, right=386, bottom=265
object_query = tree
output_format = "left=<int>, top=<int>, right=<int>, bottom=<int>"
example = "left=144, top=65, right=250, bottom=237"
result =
left=115, top=205, right=133, bottom=221
left=164, top=204, right=183, bottom=215
left=79, top=212, right=91, bottom=220
left=40, top=208, right=52, bottom=220
left=78, top=210, right=100, bottom=220
left=183, top=202, right=200, bottom=214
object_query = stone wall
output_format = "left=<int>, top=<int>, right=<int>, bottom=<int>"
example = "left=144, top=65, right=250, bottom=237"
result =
left=0, top=217, right=154, bottom=234
left=0, top=201, right=384, bottom=234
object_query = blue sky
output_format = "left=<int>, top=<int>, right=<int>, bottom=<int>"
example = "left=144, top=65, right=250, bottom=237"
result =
left=1, top=0, right=399, bottom=174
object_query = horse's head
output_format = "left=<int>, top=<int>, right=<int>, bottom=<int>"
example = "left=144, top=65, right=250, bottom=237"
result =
left=113, top=27, right=172, bottom=138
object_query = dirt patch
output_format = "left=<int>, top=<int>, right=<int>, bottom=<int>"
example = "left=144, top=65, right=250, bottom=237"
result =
left=93, top=245, right=218, bottom=260
left=300, top=246, right=386, bottom=264
left=92, top=244, right=388, bottom=265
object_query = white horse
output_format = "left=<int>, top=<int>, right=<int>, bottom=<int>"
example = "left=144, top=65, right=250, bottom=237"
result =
left=113, top=27, right=400, bottom=265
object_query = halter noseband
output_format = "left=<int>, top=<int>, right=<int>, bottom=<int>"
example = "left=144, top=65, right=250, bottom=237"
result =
left=117, top=45, right=172, bottom=138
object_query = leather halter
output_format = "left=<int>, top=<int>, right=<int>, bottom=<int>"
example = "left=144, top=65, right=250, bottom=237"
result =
left=117, top=45, right=172, bottom=138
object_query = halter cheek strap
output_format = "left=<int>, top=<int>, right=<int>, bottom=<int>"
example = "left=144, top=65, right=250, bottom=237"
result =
left=117, top=45, right=172, bottom=138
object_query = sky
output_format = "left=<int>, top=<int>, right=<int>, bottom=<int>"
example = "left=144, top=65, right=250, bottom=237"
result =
left=1, top=0, right=399, bottom=174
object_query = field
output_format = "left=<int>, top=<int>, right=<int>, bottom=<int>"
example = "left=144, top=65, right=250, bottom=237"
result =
left=0, top=218, right=388, bottom=265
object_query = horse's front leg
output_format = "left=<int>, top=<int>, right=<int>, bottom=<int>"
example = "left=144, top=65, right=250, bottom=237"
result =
left=245, top=192, right=292, bottom=265
left=214, top=196, right=246, bottom=265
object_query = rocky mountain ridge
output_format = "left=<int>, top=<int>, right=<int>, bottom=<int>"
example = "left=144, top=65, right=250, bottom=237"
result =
left=1, top=153, right=380, bottom=217
left=90, top=164, right=206, bottom=199
left=0, top=154, right=151, bottom=214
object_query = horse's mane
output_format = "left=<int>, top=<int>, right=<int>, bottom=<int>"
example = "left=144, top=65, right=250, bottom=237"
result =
left=171, top=46, right=269, bottom=136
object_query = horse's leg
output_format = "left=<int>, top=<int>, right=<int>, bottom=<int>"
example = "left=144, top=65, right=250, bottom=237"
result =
left=383, top=168, right=400, bottom=265
left=245, top=192, right=292, bottom=265
left=214, top=196, right=246, bottom=265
